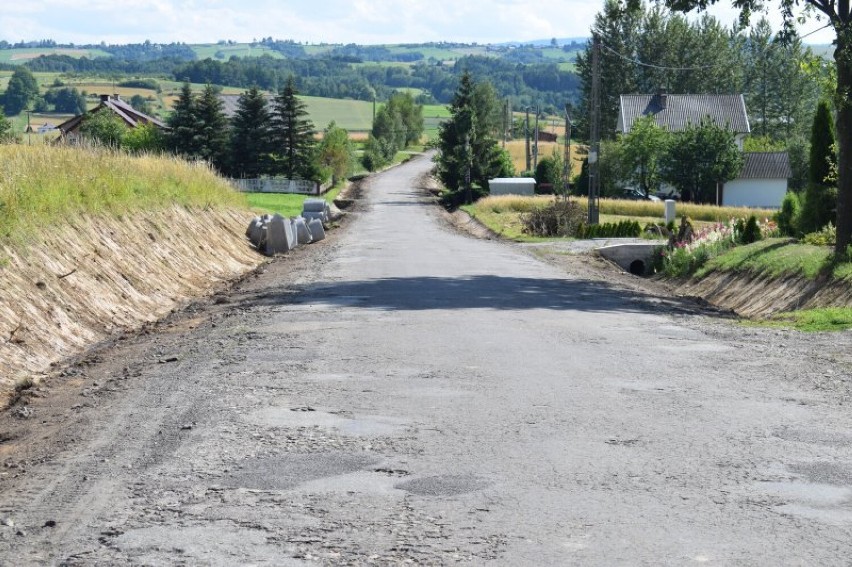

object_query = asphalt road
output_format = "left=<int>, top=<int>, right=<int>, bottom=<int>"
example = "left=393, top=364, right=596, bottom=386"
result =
left=2, top=154, right=852, bottom=565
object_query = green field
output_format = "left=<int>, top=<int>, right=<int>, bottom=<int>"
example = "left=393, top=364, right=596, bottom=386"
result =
left=301, top=96, right=375, bottom=132
left=192, top=43, right=284, bottom=60
left=0, top=48, right=111, bottom=64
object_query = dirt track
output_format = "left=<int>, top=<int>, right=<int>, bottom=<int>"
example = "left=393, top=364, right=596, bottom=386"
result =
left=2, top=154, right=852, bottom=565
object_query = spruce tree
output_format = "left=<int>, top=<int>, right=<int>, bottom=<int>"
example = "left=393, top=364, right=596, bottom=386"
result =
left=167, top=83, right=200, bottom=158
left=194, top=83, right=229, bottom=171
left=436, top=72, right=512, bottom=204
left=270, top=76, right=317, bottom=180
left=229, top=86, right=272, bottom=178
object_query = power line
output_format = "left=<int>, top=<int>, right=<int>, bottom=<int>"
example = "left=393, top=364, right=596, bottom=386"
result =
left=600, top=42, right=718, bottom=71
left=599, top=23, right=834, bottom=73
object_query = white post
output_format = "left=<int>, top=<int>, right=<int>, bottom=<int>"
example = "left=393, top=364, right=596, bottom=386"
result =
left=665, top=200, right=676, bottom=225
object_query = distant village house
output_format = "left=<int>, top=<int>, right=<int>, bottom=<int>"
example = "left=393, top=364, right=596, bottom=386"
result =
left=617, top=89, right=791, bottom=208
left=56, top=94, right=167, bottom=142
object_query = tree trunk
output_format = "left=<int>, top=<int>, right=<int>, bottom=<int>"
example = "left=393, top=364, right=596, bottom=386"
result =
left=836, top=29, right=852, bottom=255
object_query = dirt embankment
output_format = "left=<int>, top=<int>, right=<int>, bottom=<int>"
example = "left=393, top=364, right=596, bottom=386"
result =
left=0, top=207, right=264, bottom=395
left=676, top=271, right=852, bottom=318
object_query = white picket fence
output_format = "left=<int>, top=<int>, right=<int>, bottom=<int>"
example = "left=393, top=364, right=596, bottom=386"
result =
left=231, top=178, right=331, bottom=195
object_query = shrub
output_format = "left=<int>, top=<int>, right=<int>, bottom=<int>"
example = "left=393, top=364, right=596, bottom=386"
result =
left=803, top=222, right=836, bottom=246
left=577, top=220, right=642, bottom=238
left=798, top=183, right=837, bottom=235
left=741, top=215, right=761, bottom=245
left=775, top=192, right=801, bottom=236
left=118, top=78, right=160, bottom=90
left=520, top=199, right=585, bottom=237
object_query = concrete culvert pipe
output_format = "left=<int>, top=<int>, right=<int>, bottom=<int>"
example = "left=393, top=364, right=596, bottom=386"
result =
left=629, top=259, right=646, bottom=276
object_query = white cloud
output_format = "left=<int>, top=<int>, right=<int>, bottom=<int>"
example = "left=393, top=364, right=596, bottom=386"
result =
left=0, top=0, right=836, bottom=46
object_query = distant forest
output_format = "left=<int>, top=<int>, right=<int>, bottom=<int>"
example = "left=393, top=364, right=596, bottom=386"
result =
left=4, top=39, right=582, bottom=112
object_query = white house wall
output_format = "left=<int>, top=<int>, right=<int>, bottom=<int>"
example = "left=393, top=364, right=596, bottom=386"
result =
left=722, top=178, right=787, bottom=208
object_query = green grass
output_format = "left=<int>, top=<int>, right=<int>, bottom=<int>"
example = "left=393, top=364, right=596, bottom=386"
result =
left=192, top=43, right=283, bottom=60
left=0, top=145, right=246, bottom=244
left=246, top=181, right=346, bottom=217
left=747, top=308, right=852, bottom=332
left=301, top=96, right=374, bottom=132
left=0, top=47, right=111, bottom=64
left=694, top=239, right=836, bottom=279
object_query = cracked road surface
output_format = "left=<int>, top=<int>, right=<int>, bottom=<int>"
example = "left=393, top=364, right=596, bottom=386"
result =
left=2, top=154, right=852, bottom=565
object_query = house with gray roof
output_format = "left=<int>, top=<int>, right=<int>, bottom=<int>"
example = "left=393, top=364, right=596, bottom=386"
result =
left=721, top=152, right=792, bottom=208
left=617, top=90, right=751, bottom=149
left=56, top=94, right=168, bottom=142
left=617, top=89, right=790, bottom=207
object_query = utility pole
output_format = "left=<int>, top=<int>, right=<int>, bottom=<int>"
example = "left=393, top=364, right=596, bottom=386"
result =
left=533, top=106, right=540, bottom=172
left=563, top=104, right=572, bottom=199
left=588, top=36, right=601, bottom=225
left=524, top=108, right=531, bottom=172
left=465, top=134, right=472, bottom=205
left=25, top=110, right=32, bottom=146
left=503, top=99, right=509, bottom=149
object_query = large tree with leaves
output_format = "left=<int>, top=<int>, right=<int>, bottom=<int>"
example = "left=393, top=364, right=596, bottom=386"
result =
left=228, top=86, right=272, bottom=178
left=270, top=76, right=318, bottom=180
left=663, top=0, right=852, bottom=254
left=3, top=67, right=40, bottom=116
left=660, top=119, right=743, bottom=203
left=619, top=115, right=670, bottom=197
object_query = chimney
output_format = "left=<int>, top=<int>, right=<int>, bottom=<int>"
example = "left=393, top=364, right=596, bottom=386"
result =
left=657, top=87, right=668, bottom=110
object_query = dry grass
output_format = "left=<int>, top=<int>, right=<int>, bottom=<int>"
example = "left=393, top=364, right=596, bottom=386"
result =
left=0, top=145, right=246, bottom=243
left=503, top=140, right=586, bottom=176
left=474, top=195, right=775, bottom=223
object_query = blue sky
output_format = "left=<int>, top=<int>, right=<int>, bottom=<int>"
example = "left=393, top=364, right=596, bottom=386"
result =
left=0, top=0, right=835, bottom=46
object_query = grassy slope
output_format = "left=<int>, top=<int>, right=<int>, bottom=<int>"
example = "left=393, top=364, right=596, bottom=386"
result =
left=695, top=238, right=852, bottom=280
left=0, top=145, right=246, bottom=243
left=0, top=48, right=111, bottom=64
left=192, top=43, right=283, bottom=60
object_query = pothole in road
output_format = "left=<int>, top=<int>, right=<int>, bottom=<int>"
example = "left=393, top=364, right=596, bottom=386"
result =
left=773, top=426, right=852, bottom=448
left=605, top=438, right=641, bottom=447
left=788, top=462, right=852, bottom=486
left=374, top=467, right=410, bottom=477
left=248, top=406, right=406, bottom=437
left=224, top=452, right=380, bottom=491
left=396, top=474, right=490, bottom=496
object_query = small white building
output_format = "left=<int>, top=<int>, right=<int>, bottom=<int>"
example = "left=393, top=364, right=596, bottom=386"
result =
left=489, top=177, right=536, bottom=196
left=722, top=152, right=791, bottom=209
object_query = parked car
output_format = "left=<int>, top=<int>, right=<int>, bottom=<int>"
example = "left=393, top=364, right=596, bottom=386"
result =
left=655, top=187, right=681, bottom=200
left=621, top=188, right=661, bottom=201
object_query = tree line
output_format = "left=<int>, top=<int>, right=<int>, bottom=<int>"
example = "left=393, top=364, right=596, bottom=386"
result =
left=18, top=52, right=581, bottom=112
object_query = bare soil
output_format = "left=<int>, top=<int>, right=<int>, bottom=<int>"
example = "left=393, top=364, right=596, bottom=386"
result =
left=0, top=207, right=265, bottom=397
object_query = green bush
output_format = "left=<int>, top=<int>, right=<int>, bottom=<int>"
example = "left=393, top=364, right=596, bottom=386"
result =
left=577, top=220, right=642, bottom=239
left=775, top=192, right=801, bottom=236
left=741, top=215, right=762, bottom=245
left=803, top=222, right=836, bottom=246
left=798, top=183, right=837, bottom=235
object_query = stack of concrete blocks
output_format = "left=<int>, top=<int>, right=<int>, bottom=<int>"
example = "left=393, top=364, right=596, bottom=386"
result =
left=245, top=202, right=329, bottom=255
left=245, top=213, right=298, bottom=256
left=302, top=198, right=331, bottom=224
